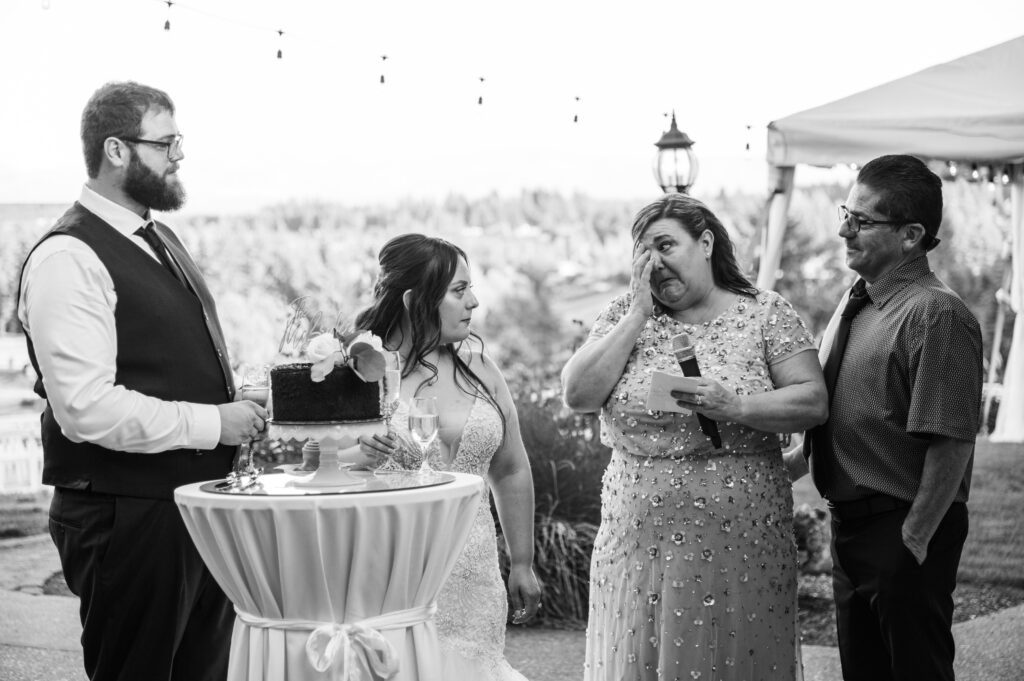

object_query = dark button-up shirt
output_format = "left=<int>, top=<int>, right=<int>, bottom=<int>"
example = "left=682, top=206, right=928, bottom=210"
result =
left=821, top=255, right=982, bottom=503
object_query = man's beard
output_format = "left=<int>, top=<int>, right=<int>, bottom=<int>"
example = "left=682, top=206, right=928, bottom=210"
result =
left=124, top=155, right=186, bottom=212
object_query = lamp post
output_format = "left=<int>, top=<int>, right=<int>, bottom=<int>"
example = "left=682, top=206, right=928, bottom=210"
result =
left=653, top=112, right=699, bottom=194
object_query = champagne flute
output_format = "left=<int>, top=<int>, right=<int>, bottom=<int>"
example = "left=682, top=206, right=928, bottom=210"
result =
left=237, top=364, right=271, bottom=480
left=380, top=351, right=402, bottom=433
left=409, top=396, right=440, bottom=476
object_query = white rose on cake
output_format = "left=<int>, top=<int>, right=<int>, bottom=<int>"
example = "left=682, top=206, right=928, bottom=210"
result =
left=306, top=333, right=342, bottom=362
left=307, top=330, right=387, bottom=383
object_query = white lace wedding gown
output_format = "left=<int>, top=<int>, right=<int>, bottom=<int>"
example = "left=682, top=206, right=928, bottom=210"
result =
left=386, top=397, right=530, bottom=681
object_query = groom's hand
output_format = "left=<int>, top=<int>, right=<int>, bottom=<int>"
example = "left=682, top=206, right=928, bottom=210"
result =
left=217, top=401, right=269, bottom=445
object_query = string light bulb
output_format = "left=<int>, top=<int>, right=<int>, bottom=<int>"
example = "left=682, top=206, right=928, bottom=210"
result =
left=164, top=1, right=172, bottom=31
left=478, top=77, right=485, bottom=105
left=380, top=55, right=388, bottom=84
left=573, top=96, right=580, bottom=123
left=745, top=124, right=752, bottom=152
left=948, top=161, right=958, bottom=177
left=1001, top=167, right=1011, bottom=185
left=277, top=29, right=283, bottom=59
left=971, top=163, right=980, bottom=180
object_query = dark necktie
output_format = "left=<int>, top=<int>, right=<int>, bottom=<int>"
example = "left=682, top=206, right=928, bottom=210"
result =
left=136, top=222, right=191, bottom=291
left=806, top=279, right=870, bottom=490
left=136, top=221, right=235, bottom=400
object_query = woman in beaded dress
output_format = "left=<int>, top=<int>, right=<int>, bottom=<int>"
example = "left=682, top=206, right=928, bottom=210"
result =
left=562, top=194, right=828, bottom=681
left=349, top=233, right=541, bottom=681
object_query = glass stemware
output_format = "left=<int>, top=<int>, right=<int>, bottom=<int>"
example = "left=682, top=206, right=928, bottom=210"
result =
left=380, top=351, right=402, bottom=434
left=234, top=364, right=271, bottom=487
left=409, top=396, right=440, bottom=476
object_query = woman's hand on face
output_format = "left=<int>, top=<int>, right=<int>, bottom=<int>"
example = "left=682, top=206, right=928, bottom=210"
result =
left=628, top=245, right=657, bottom=319
left=671, top=378, right=742, bottom=422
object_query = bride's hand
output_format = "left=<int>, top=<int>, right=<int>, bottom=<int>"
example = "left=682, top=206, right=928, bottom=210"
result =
left=357, top=433, right=398, bottom=467
left=508, top=564, right=542, bottom=624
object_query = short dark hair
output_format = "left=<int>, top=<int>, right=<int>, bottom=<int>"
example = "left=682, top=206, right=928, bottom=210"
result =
left=80, top=81, right=175, bottom=178
left=630, top=193, right=758, bottom=297
left=856, top=154, right=943, bottom=250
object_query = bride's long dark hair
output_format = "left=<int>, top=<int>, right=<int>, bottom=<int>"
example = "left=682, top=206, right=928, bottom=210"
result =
left=355, top=233, right=507, bottom=440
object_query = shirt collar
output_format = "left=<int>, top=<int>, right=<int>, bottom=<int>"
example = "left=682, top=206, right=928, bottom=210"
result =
left=78, top=185, right=152, bottom=237
left=864, top=254, right=932, bottom=308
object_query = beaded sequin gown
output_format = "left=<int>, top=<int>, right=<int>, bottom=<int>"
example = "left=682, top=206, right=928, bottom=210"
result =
left=385, top=397, right=530, bottom=681
left=584, top=291, right=814, bottom=681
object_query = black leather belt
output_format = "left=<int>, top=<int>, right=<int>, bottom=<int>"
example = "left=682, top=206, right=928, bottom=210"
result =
left=828, top=494, right=911, bottom=521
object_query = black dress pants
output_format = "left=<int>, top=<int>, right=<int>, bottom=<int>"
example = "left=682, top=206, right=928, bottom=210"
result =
left=831, top=499, right=968, bottom=681
left=49, top=487, right=234, bottom=681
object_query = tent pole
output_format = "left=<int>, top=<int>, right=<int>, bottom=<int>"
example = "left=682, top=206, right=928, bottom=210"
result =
left=991, top=164, right=1024, bottom=443
left=982, top=261, right=1011, bottom=434
left=756, top=166, right=795, bottom=291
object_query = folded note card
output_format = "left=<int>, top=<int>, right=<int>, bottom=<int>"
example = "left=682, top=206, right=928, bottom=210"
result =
left=645, top=372, right=703, bottom=415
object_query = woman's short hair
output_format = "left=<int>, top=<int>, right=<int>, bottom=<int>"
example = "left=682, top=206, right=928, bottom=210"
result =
left=630, top=193, right=757, bottom=297
left=81, top=81, right=175, bottom=179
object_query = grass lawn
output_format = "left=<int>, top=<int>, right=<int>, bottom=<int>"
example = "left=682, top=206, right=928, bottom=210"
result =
left=957, top=442, right=1024, bottom=587
left=0, top=490, right=50, bottom=539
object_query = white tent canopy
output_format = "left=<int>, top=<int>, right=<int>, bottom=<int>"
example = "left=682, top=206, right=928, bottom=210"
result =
left=760, top=34, right=1024, bottom=442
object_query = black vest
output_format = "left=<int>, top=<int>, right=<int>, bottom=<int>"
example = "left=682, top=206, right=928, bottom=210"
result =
left=19, top=202, right=235, bottom=499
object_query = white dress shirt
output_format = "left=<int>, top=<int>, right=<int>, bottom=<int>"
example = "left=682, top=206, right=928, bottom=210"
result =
left=17, top=185, right=221, bottom=453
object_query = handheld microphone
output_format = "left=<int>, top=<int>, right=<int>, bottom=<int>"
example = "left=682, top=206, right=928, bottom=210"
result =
left=671, top=333, right=722, bottom=449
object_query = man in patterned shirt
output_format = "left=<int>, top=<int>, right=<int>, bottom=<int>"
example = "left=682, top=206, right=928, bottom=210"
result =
left=786, top=154, right=982, bottom=681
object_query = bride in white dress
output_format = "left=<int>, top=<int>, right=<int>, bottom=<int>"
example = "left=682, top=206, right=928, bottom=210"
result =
left=350, top=233, right=542, bottom=680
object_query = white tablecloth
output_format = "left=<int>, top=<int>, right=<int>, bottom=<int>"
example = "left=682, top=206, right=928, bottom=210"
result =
left=175, top=473, right=484, bottom=681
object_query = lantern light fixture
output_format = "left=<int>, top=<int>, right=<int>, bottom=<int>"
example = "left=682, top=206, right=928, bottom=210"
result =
left=652, top=112, right=698, bottom=194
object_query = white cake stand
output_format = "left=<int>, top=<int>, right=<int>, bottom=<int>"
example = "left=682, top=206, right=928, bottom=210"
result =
left=266, top=420, right=385, bottom=487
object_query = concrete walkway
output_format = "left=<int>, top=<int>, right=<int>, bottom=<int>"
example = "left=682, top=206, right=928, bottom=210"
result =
left=2, top=534, right=1021, bottom=681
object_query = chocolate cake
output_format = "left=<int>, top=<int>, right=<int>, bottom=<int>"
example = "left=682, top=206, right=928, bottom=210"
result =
left=270, top=363, right=381, bottom=423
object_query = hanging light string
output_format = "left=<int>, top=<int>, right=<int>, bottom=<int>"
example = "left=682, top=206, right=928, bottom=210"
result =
left=152, top=0, right=285, bottom=59
left=143, top=0, right=592, bottom=122
left=141, top=0, right=609, bottom=127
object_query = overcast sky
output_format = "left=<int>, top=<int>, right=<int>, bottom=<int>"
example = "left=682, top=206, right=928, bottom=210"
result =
left=1, top=0, right=1021, bottom=213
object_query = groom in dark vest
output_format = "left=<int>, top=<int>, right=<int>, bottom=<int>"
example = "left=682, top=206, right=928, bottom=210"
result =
left=17, top=81, right=268, bottom=681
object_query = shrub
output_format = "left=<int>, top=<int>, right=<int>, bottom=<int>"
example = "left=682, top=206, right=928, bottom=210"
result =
left=792, top=503, right=831, bottom=574
left=498, top=391, right=610, bottom=627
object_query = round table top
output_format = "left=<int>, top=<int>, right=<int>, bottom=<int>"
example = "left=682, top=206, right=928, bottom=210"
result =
left=175, top=471, right=484, bottom=510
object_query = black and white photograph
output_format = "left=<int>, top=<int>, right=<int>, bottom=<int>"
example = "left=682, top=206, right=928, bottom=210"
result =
left=1, top=1, right=1022, bottom=680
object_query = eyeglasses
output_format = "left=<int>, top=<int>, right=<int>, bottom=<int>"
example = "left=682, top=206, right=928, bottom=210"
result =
left=119, top=134, right=183, bottom=160
left=837, top=205, right=908, bottom=234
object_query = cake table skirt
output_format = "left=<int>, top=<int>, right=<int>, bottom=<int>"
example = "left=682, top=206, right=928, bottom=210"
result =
left=175, top=473, right=485, bottom=681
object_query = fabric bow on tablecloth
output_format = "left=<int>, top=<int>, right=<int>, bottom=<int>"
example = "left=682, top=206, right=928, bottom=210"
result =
left=236, top=603, right=438, bottom=681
